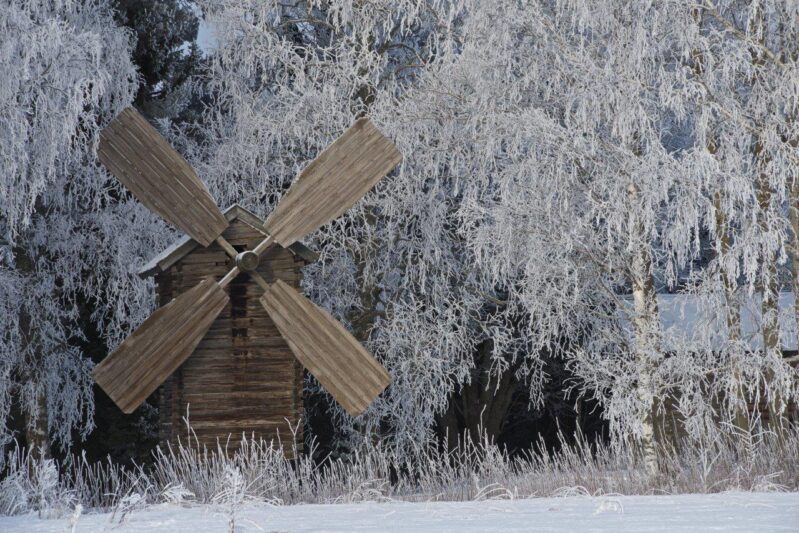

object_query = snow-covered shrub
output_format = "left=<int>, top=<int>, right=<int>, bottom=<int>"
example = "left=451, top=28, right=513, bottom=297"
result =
left=3, top=425, right=797, bottom=517
left=31, top=458, right=73, bottom=518
left=109, top=489, right=148, bottom=525
left=212, top=465, right=262, bottom=533
left=0, top=445, right=74, bottom=517
left=0, top=457, right=29, bottom=515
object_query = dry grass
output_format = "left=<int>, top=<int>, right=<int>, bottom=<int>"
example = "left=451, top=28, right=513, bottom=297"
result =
left=1, top=426, right=797, bottom=516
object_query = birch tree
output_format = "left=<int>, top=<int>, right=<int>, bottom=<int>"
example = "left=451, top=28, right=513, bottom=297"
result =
left=154, top=0, right=799, bottom=459
left=685, top=1, right=799, bottom=429
left=457, top=0, right=799, bottom=449
left=0, top=0, right=142, bottom=457
left=384, top=0, right=798, bottom=454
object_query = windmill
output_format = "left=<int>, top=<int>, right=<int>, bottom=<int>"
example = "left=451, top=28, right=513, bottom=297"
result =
left=93, top=107, right=401, bottom=428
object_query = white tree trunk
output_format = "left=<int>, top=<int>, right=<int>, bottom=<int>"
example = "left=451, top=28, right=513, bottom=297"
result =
left=713, top=192, right=748, bottom=432
left=757, top=164, right=785, bottom=430
left=628, top=184, right=659, bottom=477
left=24, top=387, right=50, bottom=461
left=788, top=154, right=799, bottom=429
left=17, top=249, right=51, bottom=461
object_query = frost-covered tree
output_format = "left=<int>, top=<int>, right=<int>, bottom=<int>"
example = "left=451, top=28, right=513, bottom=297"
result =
left=172, top=0, right=799, bottom=463
left=172, top=0, right=512, bottom=450
left=0, top=0, right=145, bottom=457
left=409, top=1, right=708, bottom=472
left=443, top=0, right=799, bottom=466
left=677, top=2, right=799, bottom=432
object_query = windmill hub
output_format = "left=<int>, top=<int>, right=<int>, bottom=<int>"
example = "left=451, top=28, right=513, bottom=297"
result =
left=236, top=250, right=259, bottom=271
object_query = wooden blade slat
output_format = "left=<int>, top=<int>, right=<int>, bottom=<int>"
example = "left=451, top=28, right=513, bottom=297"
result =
left=100, top=127, right=210, bottom=238
left=94, top=278, right=229, bottom=413
left=99, top=107, right=228, bottom=246
left=260, top=279, right=391, bottom=416
left=263, top=118, right=402, bottom=247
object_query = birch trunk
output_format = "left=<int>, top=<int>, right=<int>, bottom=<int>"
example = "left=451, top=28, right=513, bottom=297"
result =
left=714, top=192, right=749, bottom=432
left=23, top=384, right=50, bottom=461
left=790, top=157, right=799, bottom=361
left=789, top=182, right=799, bottom=428
left=19, top=310, right=50, bottom=461
left=785, top=28, right=799, bottom=433
left=692, top=9, right=748, bottom=432
left=688, top=8, right=749, bottom=431
left=755, top=144, right=786, bottom=430
left=15, top=246, right=51, bottom=460
left=627, top=184, right=659, bottom=477
left=786, top=106, right=799, bottom=429
left=746, top=2, right=787, bottom=432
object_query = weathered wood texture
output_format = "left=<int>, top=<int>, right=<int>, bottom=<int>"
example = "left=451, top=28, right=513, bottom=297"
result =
left=157, top=219, right=306, bottom=454
left=99, top=107, right=228, bottom=246
left=94, top=278, right=229, bottom=414
left=261, top=279, right=391, bottom=417
left=137, top=205, right=319, bottom=279
left=263, top=118, right=402, bottom=247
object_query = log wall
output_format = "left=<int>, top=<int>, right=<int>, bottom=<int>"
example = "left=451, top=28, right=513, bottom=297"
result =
left=157, top=218, right=305, bottom=455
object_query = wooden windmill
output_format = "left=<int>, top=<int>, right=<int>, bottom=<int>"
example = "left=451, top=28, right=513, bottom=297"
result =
left=93, top=108, right=401, bottom=448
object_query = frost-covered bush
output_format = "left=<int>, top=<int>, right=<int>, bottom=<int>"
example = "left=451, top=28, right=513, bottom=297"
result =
left=2, top=428, right=797, bottom=516
left=0, top=447, right=74, bottom=517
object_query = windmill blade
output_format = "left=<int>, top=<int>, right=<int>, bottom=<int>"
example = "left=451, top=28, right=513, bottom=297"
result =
left=94, top=278, right=229, bottom=413
left=99, top=107, right=228, bottom=246
left=260, top=280, right=390, bottom=416
left=263, top=118, right=402, bottom=247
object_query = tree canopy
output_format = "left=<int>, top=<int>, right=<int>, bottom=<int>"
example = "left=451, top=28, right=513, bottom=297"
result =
left=1, top=0, right=798, bottom=461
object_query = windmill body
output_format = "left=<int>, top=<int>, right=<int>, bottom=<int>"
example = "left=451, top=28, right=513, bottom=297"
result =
left=140, top=206, right=316, bottom=454
left=93, top=107, right=401, bottom=450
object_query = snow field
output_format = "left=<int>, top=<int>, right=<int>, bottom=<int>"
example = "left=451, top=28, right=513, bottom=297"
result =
left=1, top=492, right=797, bottom=532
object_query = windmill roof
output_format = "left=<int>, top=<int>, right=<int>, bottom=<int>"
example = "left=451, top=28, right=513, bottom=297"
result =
left=137, top=204, right=319, bottom=278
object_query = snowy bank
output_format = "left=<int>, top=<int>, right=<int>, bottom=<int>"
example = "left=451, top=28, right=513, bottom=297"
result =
left=1, top=492, right=797, bottom=532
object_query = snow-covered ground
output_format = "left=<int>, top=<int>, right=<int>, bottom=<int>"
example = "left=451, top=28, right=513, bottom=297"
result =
left=1, top=492, right=797, bottom=532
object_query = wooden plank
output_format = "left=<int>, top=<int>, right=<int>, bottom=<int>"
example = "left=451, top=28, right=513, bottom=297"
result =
left=260, top=279, right=390, bottom=416
left=263, top=118, right=401, bottom=247
left=152, top=232, right=306, bottom=456
left=94, top=278, right=229, bottom=413
left=180, top=361, right=295, bottom=373
left=139, top=213, right=318, bottom=279
left=99, top=107, right=228, bottom=246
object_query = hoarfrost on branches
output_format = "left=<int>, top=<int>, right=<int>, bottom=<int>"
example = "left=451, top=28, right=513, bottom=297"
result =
left=185, top=0, right=799, bottom=451
left=0, top=0, right=146, bottom=454
left=3, top=0, right=798, bottom=458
